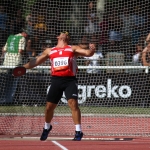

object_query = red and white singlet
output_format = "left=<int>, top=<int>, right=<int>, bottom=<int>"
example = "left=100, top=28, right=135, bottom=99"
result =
left=49, top=45, right=78, bottom=76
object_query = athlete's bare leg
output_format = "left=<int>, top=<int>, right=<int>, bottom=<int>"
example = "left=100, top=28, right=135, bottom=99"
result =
left=40, top=102, right=57, bottom=141
left=68, top=99, right=81, bottom=124
left=45, top=102, right=57, bottom=123
left=68, top=99, right=83, bottom=141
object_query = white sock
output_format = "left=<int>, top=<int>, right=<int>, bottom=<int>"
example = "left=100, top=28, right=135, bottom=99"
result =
left=75, top=124, right=81, bottom=132
left=44, top=122, right=50, bottom=130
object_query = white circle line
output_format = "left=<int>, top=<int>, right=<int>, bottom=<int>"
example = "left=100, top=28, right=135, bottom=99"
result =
left=52, top=140, right=68, bottom=150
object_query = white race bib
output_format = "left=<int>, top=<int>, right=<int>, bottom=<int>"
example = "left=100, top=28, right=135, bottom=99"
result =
left=53, top=57, right=69, bottom=71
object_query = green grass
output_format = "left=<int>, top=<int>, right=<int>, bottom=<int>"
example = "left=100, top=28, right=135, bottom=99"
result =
left=0, top=106, right=150, bottom=115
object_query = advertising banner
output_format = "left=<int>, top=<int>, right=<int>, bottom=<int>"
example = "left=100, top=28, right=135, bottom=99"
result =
left=0, top=72, right=149, bottom=107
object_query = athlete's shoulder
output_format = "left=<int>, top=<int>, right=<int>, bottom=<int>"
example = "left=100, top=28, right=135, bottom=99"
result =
left=43, top=47, right=52, bottom=54
left=67, top=45, right=72, bottom=48
left=51, top=46, right=56, bottom=50
left=71, top=44, right=80, bottom=51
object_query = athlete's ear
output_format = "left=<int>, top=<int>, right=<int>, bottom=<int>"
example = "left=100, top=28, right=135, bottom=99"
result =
left=57, top=35, right=60, bottom=39
left=66, top=35, right=70, bottom=43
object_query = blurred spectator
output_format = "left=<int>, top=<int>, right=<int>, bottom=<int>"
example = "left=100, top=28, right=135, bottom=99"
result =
left=84, top=34, right=103, bottom=74
left=78, top=34, right=89, bottom=49
left=33, top=15, right=47, bottom=54
left=108, top=9, right=123, bottom=52
left=13, top=9, right=25, bottom=34
left=26, top=39, right=36, bottom=58
left=131, top=6, right=145, bottom=52
left=0, top=6, right=8, bottom=47
left=26, top=13, right=33, bottom=37
left=132, top=36, right=145, bottom=64
left=34, top=15, right=47, bottom=33
left=1, top=29, right=28, bottom=103
left=120, top=8, right=133, bottom=40
left=143, top=12, right=150, bottom=36
left=26, top=13, right=31, bottom=23
left=141, top=40, right=150, bottom=66
left=34, top=14, right=47, bottom=35
left=99, top=13, right=109, bottom=44
left=0, top=46, right=5, bottom=65
left=7, top=17, right=14, bottom=35
left=119, top=7, right=134, bottom=60
left=99, top=13, right=109, bottom=56
left=0, top=6, right=7, bottom=31
left=84, top=1, right=99, bottom=34
left=36, top=40, right=52, bottom=66
left=76, top=34, right=89, bottom=66
left=3, top=29, right=28, bottom=66
left=31, top=35, right=41, bottom=55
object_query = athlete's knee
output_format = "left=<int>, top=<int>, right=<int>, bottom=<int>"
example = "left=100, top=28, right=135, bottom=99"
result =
left=46, top=102, right=57, bottom=111
left=68, top=99, right=79, bottom=111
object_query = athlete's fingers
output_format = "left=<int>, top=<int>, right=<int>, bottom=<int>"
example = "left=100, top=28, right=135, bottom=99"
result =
left=89, top=43, right=96, bottom=50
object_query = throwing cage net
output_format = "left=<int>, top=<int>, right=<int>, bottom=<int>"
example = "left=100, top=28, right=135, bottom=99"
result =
left=0, top=0, right=150, bottom=138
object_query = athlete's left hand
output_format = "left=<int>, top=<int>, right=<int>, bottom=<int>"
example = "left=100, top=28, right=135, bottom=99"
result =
left=89, top=43, right=96, bottom=51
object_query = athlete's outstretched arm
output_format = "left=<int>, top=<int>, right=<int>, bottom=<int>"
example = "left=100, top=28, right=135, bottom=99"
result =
left=72, top=43, right=96, bottom=57
left=23, top=48, right=51, bottom=69
left=146, top=33, right=150, bottom=42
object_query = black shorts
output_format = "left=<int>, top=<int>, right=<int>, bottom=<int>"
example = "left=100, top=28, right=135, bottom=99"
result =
left=47, top=76, right=78, bottom=104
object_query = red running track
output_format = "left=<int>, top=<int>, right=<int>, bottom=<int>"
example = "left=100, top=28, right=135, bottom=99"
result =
left=0, top=116, right=150, bottom=136
left=0, top=138, right=150, bottom=150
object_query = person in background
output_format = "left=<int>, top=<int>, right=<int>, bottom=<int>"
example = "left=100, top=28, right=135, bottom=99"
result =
left=33, top=15, right=47, bottom=54
left=1, top=29, right=28, bottom=103
left=0, top=46, right=5, bottom=65
left=120, top=8, right=133, bottom=41
left=26, top=38, right=36, bottom=58
left=78, top=34, right=89, bottom=49
left=26, top=13, right=33, bottom=37
left=84, top=1, right=99, bottom=34
left=131, top=6, right=145, bottom=55
left=0, top=5, right=8, bottom=48
left=99, top=13, right=109, bottom=56
left=141, top=40, right=150, bottom=66
left=13, top=9, right=25, bottom=35
left=108, top=9, right=123, bottom=52
left=34, top=15, right=47, bottom=33
left=23, top=31, right=96, bottom=141
left=84, top=34, right=103, bottom=73
left=77, top=34, right=89, bottom=66
left=132, top=35, right=145, bottom=64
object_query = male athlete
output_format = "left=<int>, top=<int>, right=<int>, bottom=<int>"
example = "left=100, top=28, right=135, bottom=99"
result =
left=23, top=31, right=96, bottom=141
